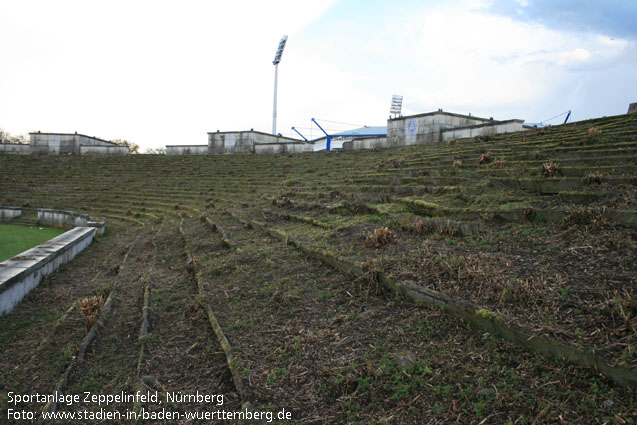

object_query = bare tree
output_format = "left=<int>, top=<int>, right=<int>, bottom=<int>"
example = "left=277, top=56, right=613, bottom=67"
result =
left=112, top=139, right=140, bottom=154
left=0, top=128, right=28, bottom=144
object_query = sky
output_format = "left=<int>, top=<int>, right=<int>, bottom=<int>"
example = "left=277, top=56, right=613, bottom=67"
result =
left=1, top=0, right=635, bottom=151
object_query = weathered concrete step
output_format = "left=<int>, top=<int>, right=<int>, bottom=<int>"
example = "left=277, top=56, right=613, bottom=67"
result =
left=135, top=220, right=241, bottom=417
left=396, top=197, right=637, bottom=227
left=492, top=176, right=637, bottom=194
left=243, top=216, right=637, bottom=388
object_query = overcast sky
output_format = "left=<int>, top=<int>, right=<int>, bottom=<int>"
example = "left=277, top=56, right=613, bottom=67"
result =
left=1, top=0, right=635, bottom=150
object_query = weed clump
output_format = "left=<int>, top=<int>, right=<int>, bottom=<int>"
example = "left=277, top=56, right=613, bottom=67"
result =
left=365, top=227, right=396, bottom=248
left=272, top=195, right=291, bottom=207
left=478, top=151, right=492, bottom=165
left=179, top=211, right=190, bottom=218
left=586, top=127, right=603, bottom=144
left=585, top=171, right=605, bottom=184
left=79, top=295, right=104, bottom=330
left=541, top=162, right=562, bottom=178
left=561, top=206, right=610, bottom=228
left=390, top=158, right=406, bottom=168
left=414, top=219, right=433, bottom=235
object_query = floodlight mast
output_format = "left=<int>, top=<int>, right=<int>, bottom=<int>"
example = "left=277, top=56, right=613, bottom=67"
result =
left=272, top=35, right=288, bottom=135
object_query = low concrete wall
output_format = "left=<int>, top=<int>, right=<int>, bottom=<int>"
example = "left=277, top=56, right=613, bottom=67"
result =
left=253, top=142, right=313, bottom=154
left=208, top=131, right=305, bottom=154
left=79, top=146, right=129, bottom=155
left=342, top=136, right=389, bottom=151
left=166, top=145, right=209, bottom=155
left=441, top=119, right=527, bottom=141
left=37, top=208, right=106, bottom=235
left=0, top=227, right=96, bottom=316
left=0, top=143, right=32, bottom=154
left=0, top=206, right=22, bottom=221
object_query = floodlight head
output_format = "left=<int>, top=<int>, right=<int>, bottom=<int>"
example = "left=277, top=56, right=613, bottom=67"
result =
left=390, top=95, right=403, bottom=118
left=273, top=35, right=288, bottom=65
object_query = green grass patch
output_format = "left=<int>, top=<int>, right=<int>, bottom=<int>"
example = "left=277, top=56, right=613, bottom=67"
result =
left=0, top=224, right=65, bottom=261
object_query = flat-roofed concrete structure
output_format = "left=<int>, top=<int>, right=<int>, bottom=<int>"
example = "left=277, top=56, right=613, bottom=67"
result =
left=30, top=132, right=129, bottom=155
left=0, top=133, right=129, bottom=155
left=387, top=111, right=525, bottom=146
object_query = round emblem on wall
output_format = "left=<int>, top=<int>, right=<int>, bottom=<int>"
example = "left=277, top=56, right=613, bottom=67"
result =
left=407, top=119, right=417, bottom=135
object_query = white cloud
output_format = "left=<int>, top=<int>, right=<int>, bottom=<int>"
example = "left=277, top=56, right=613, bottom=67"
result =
left=557, top=48, right=592, bottom=66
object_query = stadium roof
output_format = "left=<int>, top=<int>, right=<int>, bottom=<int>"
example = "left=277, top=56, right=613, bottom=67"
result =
left=330, top=126, right=387, bottom=138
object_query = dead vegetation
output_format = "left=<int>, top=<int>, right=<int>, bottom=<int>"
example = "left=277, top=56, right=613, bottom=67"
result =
left=79, top=295, right=104, bottom=330
left=490, top=159, right=504, bottom=168
left=586, top=127, right=603, bottom=143
left=585, top=171, right=606, bottom=184
left=413, top=219, right=433, bottom=235
left=561, top=206, right=611, bottom=228
left=364, top=227, right=396, bottom=248
left=390, top=158, right=406, bottom=168
left=478, top=151, right=492, bottom=164
left=541, top=162, right=562, bottom=177
left=272, top=195, right=291, bottom=207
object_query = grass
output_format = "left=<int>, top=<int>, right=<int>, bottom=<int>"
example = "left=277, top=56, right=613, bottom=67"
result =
left=0, top=224, right=65, bottom=261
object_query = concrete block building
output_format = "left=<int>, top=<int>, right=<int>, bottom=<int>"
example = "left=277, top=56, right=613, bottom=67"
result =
left=0, top=132, right=129, bottom=155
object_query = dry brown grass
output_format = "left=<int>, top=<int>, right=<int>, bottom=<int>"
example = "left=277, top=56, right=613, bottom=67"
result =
left=561, top=206, right=610, bottom=228
left=541, top=162, right=562, bottom=177
left=365, top=227, right=396, bottom=248
left=414, top=219, right=433, bottom=235
left=79, top=295, right=104, bottom=330
left=390, top=158, right=406, bottom=168
left=585, top=171, right=605, bottom=184
left=272, top=195, right=291, bottom=207
left=586, top=127, right=603, bottom=143
left=478, top=151, right=492, bottom=165
left=452, top=159, right=463, bottom=168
